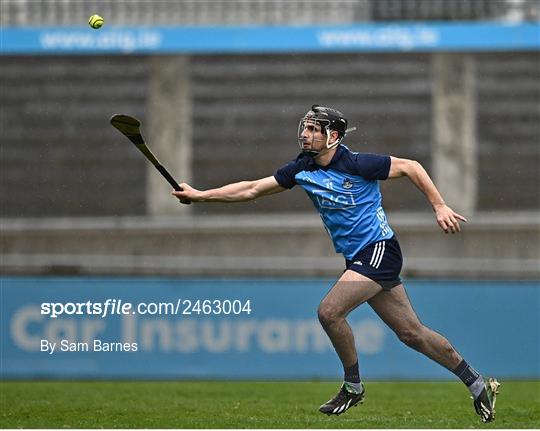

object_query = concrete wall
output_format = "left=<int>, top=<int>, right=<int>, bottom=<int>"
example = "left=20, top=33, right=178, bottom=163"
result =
left=1, top=212, right=538, bottom=278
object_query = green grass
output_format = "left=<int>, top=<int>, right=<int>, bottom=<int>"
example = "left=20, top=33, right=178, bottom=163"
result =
left=1, top=381, right=538, bottom=428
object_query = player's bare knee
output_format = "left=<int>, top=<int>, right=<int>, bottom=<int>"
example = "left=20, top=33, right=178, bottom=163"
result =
left=396, top=325, right=425, bottom=349
left=317, top=303, right=341, bottom=328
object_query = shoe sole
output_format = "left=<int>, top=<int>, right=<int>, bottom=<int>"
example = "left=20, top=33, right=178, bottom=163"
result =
left=487, top=378, right=501, bottom=419
left=487, top=378, right=501, bottom=411
left=479, top=378, right=501, bottom=423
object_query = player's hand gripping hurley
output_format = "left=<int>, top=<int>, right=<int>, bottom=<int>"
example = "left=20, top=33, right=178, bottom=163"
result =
left=110, top=114, right=190, bottom=204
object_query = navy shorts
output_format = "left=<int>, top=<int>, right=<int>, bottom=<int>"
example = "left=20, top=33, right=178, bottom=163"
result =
left=345, top=236, right=403, bottom=290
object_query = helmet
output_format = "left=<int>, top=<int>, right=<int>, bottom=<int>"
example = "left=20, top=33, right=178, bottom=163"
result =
left=297, top=105, right=348, bottom=156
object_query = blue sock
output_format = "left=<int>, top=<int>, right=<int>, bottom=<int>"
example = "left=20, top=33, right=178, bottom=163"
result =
left=344, top=361, right=360, bottom=383
left=453, top=359, right=484, bottom=399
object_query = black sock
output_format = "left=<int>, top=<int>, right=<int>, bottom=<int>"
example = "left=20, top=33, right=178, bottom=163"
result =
left=453, top=359, right=479, bottom=386
left=344, top=361, right=360, bottom=383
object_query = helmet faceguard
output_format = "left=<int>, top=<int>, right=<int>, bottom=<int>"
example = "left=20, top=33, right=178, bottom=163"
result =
left=297, top=105, right=349, bottom=157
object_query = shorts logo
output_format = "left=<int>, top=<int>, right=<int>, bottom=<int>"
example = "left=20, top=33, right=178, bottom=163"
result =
left=342, top=178, right=353, bottom=189
left=353, top=260, right=363, bottom=266
left=370, top=241, right=386, bottom=269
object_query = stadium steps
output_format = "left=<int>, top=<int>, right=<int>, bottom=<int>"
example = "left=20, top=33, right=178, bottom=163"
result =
left=476, top=53, right=540, bottom=210
left=1, top=53, right=538, bottom=217
left=0, top=56, right=149, bottom=217
left=191, top=53, right=433, bottom=214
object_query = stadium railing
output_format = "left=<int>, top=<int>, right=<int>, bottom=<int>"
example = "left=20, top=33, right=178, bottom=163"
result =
left=1, top=0, right=538, bottom=26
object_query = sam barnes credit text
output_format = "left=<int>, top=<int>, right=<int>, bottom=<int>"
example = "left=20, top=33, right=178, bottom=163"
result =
left=41, top=339, right=138, bottom=353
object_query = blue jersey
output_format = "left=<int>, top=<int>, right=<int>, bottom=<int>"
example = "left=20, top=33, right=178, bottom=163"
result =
left=274, top=144, right=394, bottom=259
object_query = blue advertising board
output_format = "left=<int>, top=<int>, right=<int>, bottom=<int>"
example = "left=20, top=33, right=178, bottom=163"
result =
left=1, top=22, right=539, bottom=54
left=1, top=277, right=538, bottom=380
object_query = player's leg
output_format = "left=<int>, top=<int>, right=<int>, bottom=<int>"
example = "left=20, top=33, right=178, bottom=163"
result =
left=317, top=269, right=382, bottom=415
left=318, top=269, right=382, bottom=368
left=368, top=284, right=461, bottom=369
left=367, top=284, right=500, bottom=422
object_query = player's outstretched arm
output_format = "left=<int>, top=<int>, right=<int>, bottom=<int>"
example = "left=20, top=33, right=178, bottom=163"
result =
left=388, top=156, right=467, bottom=234
left=172, top=176, right=286, bottom=203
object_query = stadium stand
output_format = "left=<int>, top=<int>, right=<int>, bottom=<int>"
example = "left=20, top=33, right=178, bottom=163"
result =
left=371, top=0, right=539, bottom=21
left=1, top=52, right=538, bottom=216
left=1, top=0, right=538, bottom=26
left=0, top=56, right=149, bottom=216
left=476, top=53, right=540, bottom=210
left=0, top=0, right=538, bottom=278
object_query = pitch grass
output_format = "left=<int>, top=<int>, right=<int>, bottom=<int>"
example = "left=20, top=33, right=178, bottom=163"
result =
left=1, top=381, right=538, bottom=428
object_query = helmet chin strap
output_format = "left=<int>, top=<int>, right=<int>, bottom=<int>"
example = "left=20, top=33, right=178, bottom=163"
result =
left=312, top=144, right=336, bottom=159
left=304, top=133, right=341, bottom=159
left=303, top=143, right=338, bottom=159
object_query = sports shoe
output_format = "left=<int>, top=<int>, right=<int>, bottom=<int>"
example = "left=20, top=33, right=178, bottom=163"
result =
left=473, top=378, right=501, bottom=423
left=319, top=382, right=365, bottom=415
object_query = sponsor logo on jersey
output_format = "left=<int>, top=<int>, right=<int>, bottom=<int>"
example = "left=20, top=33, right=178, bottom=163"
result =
left=313, top=190, right=356, bottom=208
